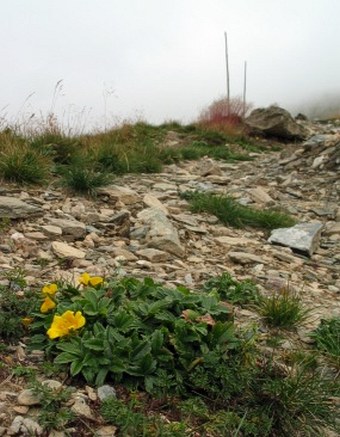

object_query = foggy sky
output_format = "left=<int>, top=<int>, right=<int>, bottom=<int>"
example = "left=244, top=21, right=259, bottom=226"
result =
left=1, top=0, right=339, bottom=130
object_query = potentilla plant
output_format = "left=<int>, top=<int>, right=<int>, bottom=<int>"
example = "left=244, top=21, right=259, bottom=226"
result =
left=27, top=273, right=247, bottom=392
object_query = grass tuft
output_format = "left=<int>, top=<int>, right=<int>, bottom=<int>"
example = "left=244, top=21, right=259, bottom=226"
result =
left=0, top=145, right=51, bottom=185
left=60, top=157, right=113, bottom=195
left=257, top=288, right=310, bottom=329
left=310, top=317, right=340, bottom=368
left=183, top=191, right=296, bottom=230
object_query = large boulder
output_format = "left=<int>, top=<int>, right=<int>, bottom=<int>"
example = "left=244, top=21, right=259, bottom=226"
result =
left=245, top=106, right=308, bottom=140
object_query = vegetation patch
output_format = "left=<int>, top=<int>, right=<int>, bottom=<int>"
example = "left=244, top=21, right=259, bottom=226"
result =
left=310, top=316, right=340, bottom=368
left=0, top=272, right=330, bottom=435
left=203, top=272, right=259, bottom=305
left=0, top=119, right=269, bottom=191
left=257, top=287, right=310, bottom=329
left=182, top=191, right=296, bottom=230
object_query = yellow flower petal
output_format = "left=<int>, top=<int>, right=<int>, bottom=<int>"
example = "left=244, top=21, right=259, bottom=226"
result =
left=40, top=296, right=56, bottom=313
left=22, top=317, right=33, bottom=326
left=89, top=276, right=103, bottom=286
left=78, top=273, right=90, bottom=286
left=74, top=311, right=86, bottom=329
left=47, top=310, right=86, bottom=340
left=42, top=283, right=58, bottom=296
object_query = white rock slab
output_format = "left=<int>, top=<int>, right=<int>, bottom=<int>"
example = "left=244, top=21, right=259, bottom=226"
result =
left=268, top=222, right=323, bottom=256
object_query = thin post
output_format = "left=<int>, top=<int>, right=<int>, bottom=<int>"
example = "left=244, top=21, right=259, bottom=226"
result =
left=243, top=61, right=247, bottom=118
left=224, top=31, right=230, bottom=116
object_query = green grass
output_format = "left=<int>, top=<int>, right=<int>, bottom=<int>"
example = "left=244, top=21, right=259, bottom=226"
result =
left=0, top=121, right=269, bottom=189
left=0, top=145, right=51, bottom=184
left=257, top=288, right=310, bottom=329
left=310, top=317, right=340, bottom=368
left=183, top=191, right=296, bottom=230
left=60, top=159, right=113, bottom=195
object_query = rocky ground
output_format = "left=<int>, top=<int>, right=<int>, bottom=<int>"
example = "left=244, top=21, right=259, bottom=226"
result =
left=0, top=120, right=339, bottom=435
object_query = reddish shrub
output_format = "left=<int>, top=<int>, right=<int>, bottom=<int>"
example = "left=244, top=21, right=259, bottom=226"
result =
left=197, top=96, right=253, bottom=135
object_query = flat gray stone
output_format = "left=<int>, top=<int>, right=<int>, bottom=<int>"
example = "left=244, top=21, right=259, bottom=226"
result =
left=49, top=218, right=86, bottom=241
left=98, top=185, right=139, bottom=204
left=228, top=251, right=265, bottom=265
left=268, top=222, right=323, bottom=256
left=136, top=248, right=169, bottom=262
left=137, top=208, right=185, bottom=257
left=0, top=196, right=43, bottom=219
left=51, top=241, right=86, bottom=259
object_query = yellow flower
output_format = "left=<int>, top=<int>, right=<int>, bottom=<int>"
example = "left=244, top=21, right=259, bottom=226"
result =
left=78, top=272, right=103, bottom=287
left=40, top=296, right=56, bottom=313
left=22, top=317, right=33, bottom=326
left=42, top=283, right=58, bottom=296
left=47, top=310, right=86, bottom=340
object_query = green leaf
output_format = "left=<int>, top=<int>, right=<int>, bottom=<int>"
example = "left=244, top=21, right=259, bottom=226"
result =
left=108, top=311, right=137, bottom=332
left=82, top=367, right=96, bottom=383
left=151, top=329, right=165, bottom=353
left=70, top=359, right=84, bottom=376
left=55, top=352, right=79, bottom=364
left=56, top=340, right=81, bottom=355
left=131, top=340, right=151, bottom=361
left=210, top=322, right=236, bottom=346
left=128, top=354, right=156, bottom=376
left=95, top=368, right=109, bottom=386
left=83, top=338, right=104, bottom=351
left=93, top=322, right=106, bottom=336
left=109, top=359, right=127, bottom=374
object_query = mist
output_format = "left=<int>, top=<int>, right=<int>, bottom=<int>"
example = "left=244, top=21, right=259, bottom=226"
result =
left=1, top=0, right=340, bottom=130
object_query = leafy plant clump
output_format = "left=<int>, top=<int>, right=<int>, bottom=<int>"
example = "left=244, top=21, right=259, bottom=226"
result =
left=257, top=288, right=310, bottom=329
left=21, top=273, right=339, bottom=435
left=29, top=275, right=241, bottom=393
left=203, top=272, right=259, bottom=305
left=183, top=191, right=296, bottom=230
left=0, top=269, right=40, bottom=342
left=310, top=316, right=340, bottom=368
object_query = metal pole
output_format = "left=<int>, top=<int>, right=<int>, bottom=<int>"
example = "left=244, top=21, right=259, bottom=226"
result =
left=224, top=31, right=230, bottom=116
left=243, top=61, right=247, bottom=118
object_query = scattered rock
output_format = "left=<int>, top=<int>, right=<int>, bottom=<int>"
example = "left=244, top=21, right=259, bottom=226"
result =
left=228, top=251, right=266, bottom=265
left=136, top=248, right=170, bottom=262
left=195, top=158, right=224, bottom=176
left=71, top=396, right=95, bottom=420
left=97, top=385, right=117, bottom=401
left=17, top=389, right=41, bottom=406
left=248, top=186, right=274, bottom=205
left=98, top=185, right=139, bottom=205
left=48, top=218, right=86, bottom=241
left=136, top=208, right=185, bottom=257
left=7, top=416, right=43, bottom=436
left=268, top=222, right=323, bottom=256
left=324, top=222, right=340, bottom=236
left=51, top=241, right=86, bottom=259
left=0, top=196, right=43, bottom=219
left=95, top=425, right=118, bottom=436
left=143, top=194, right=169, bottom=215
